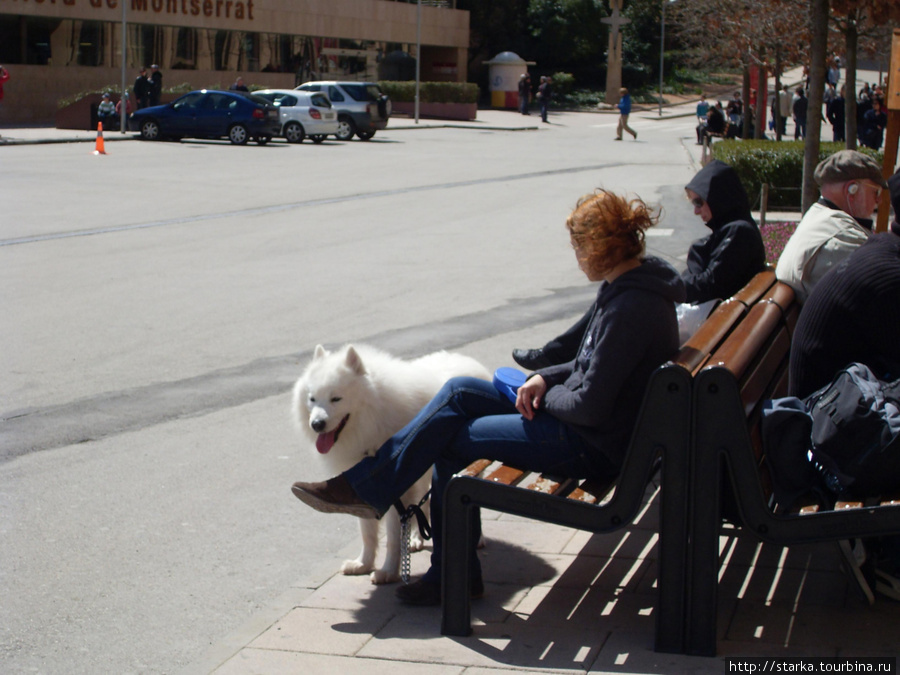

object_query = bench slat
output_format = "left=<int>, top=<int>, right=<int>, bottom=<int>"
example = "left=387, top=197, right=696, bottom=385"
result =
left=732, top=269, right=777, bottom=306
left=460, top=459, right=493, bottom=478
left=676, top=300, right=748, bottom=374
left=485, top=464, right=526, bottom=486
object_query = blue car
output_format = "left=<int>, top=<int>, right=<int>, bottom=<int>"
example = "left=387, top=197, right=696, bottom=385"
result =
left=131, top=89, right=281, bottom=145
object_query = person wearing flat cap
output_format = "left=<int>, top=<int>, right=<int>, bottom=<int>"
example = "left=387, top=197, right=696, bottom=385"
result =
left=788, top=169, right=900, bottom=599
left=776, top=149, right=888, bottom=303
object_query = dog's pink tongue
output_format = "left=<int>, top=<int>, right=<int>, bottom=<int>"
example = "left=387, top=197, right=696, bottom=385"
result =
left=316, top=431, right=336, bottom=454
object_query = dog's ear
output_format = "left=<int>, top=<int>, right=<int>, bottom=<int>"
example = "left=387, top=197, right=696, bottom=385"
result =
left=314, top=344, right=328, bottom=360
left=344, top=345, right=367, bottom=375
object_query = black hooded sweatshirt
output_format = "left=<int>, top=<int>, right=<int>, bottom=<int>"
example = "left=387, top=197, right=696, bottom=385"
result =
left=682, top=160, right=767, bottom=303
left=537, top=256, right=686, bottom=469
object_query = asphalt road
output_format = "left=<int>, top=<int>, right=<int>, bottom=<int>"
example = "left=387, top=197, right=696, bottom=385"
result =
left=0, top=109, right=708, bottom=674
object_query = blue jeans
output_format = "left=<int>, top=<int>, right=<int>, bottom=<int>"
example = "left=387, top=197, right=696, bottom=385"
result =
left=343, top=376, right=617, bottom=583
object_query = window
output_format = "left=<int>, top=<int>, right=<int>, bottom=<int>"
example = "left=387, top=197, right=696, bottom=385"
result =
left=172, top=92, right=205, bottom=111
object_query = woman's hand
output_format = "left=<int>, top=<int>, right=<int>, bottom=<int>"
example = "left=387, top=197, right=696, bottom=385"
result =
left=516, top=375, right=548, bottom=421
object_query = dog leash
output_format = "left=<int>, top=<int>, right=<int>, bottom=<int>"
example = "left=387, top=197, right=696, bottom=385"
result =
left=395, top=490, right=432, bottom=584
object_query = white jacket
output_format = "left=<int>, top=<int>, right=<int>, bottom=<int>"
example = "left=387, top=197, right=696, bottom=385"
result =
left=775, top=202, right=870, bottom=303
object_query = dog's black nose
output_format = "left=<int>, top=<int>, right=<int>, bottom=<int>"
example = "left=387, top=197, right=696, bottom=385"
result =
left=311, top=419, right=326, bottom=433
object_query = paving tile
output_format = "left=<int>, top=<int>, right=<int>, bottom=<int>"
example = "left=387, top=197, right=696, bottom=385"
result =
left=511, top=584, right=658, bottom=632
left=212, top=648, right=464, bottom=675
left=299, top=550, right=434, bottom=611
left=783, top=601, right=900, bottom=655
left=483, top=518, right=580, bottom=555
left=360, top=610, right=606, bottom=673
left=565, top=527, right=659, bottom=561
left=589, top=630, right=714, bottom=674
left=247, top=606, right=395, bottom=656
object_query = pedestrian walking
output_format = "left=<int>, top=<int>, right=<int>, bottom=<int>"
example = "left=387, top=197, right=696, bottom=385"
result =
left=615, top=87, right=637, bottom=141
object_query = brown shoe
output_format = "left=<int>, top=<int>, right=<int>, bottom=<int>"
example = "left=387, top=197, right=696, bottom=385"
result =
left=291, top=476, right=379, bottom=520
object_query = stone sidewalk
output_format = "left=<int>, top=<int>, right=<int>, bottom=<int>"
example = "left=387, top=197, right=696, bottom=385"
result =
left=185, top=483, right=899, bottom=674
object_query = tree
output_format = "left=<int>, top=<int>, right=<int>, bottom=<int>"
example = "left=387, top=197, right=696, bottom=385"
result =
left=456, top=0, right=530, bottom=74
left=831, top=0, right=900, bottom=149
left=669, top=0, right=811, bottom=134
left=803, top=0, right=830, bottom=212
left=524, top=0, right=608, bottom=81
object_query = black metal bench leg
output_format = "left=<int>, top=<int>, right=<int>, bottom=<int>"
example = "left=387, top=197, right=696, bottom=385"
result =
left=653, top=366, right=691, bottom=654
left=441, top=480, right=477, bottom=636
left=686, top=370, right=727, bottom=656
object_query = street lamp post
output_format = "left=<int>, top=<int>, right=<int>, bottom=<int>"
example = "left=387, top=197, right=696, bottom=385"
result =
left=120, top=0, right=127, bottom=133
left=415, top=0, right=421, bottom=124
left=658, top=0, right=667, bottom=117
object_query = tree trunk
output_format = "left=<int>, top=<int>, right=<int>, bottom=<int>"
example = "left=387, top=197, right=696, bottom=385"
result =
left=775, top=48, right=783, bottom=142
left=845, top=16, right=859, bottom=150
left=742, top=65, right=752, bottom=140
left=803, top=0, right=830, bottom=213
left=756, top=48, right=766, bottom=140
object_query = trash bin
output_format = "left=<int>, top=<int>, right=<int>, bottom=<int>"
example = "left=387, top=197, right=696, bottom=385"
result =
left=484, top=51, right=535, bottom=109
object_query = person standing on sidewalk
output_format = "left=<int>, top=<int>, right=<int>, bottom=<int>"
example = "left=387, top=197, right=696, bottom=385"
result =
left=615, top=87, right=637, bottom=141
left=134, top=68, right=151, bottom=109
left=518, top=73, right=531, bottom=115
left=149, top=64, right=163, bottom=106
left=793, top=87, right=808, bottom=139
left=538, top=76, right=552, bottom=123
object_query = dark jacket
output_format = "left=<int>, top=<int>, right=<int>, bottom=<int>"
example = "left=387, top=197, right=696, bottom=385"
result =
left=537, top=257, right=686, bottom=466
left=707, top=106, right=726, bottom=133
left=790, top=223, right=900, bottom=398
left=682, top=160, right=767, bottom=304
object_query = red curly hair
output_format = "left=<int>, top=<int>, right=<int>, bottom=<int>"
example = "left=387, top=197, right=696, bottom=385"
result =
left=566, top=189, right=658, bottom=278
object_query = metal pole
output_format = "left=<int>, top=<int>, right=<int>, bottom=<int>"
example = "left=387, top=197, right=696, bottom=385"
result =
left=120, top=0, right=127, bottom=134
left=415, top=0, right=421, bottom=124
left=658, top=0, right=665, bottom=117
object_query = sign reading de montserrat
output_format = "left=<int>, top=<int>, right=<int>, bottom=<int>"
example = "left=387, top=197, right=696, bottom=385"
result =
left=11, top=0, right=256, bottom=21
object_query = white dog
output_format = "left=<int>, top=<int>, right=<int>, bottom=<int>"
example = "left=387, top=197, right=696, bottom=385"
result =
left=292, top=343, right=491, bottom=584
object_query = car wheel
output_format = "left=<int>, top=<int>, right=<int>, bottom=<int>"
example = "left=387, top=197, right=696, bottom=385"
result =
left=140, top=119, right=160, bottom=141
left=310, top=135, right=327, bottom=144
left=256, top=135, right=271, bottom=146
left=335, top=116, right=356, bottom=141
left=356, top=130, right=375, bottom=141
left=284, top=121, right=305, bottom=143
left=228, top=124, right=249, bottom=145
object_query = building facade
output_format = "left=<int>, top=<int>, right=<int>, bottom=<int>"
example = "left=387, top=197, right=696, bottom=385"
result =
left=0, top=0, right=469, bottom=124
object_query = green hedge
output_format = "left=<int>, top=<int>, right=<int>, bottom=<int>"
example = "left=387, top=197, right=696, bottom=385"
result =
left=711, top=140, right=883, bottom=210
left=378, top=81, right=479, bottom=104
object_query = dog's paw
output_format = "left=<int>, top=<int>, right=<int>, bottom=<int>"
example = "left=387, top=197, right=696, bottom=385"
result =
left=341, top=559, right=374, bottom=576
left=370, top=569, right=400, bottom=585
left=409, top=532, right=428, bottom=552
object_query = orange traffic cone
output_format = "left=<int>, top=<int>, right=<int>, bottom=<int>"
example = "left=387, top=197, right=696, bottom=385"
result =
left=93, top=121, right=106, bottom=155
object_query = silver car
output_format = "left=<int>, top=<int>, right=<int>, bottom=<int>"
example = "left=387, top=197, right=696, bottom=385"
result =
left=294, top=81, right=391, bottom=141
left=254, top=89, right=339, bottom=143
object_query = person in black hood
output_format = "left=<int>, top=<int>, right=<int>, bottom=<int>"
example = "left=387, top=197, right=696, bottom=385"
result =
left=512, top=160, right=765, bottom=370
left=681, top=159, right=767, bottom=304
left=291, top=189, right=686, bottom=607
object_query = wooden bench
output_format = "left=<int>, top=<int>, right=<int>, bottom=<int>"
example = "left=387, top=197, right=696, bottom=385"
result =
left=440, top=362, right=692, bottom=651
left=686, top=279, right=900, bottom=656
left=440, top=269, right=781, bottom=653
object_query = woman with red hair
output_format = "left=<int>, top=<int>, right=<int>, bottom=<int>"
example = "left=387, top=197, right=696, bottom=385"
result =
left=292, top=190, right=686, bottom=606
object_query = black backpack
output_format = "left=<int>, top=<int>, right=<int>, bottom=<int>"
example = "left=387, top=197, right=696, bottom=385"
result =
left=804, top=362, right=900, bottom=496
